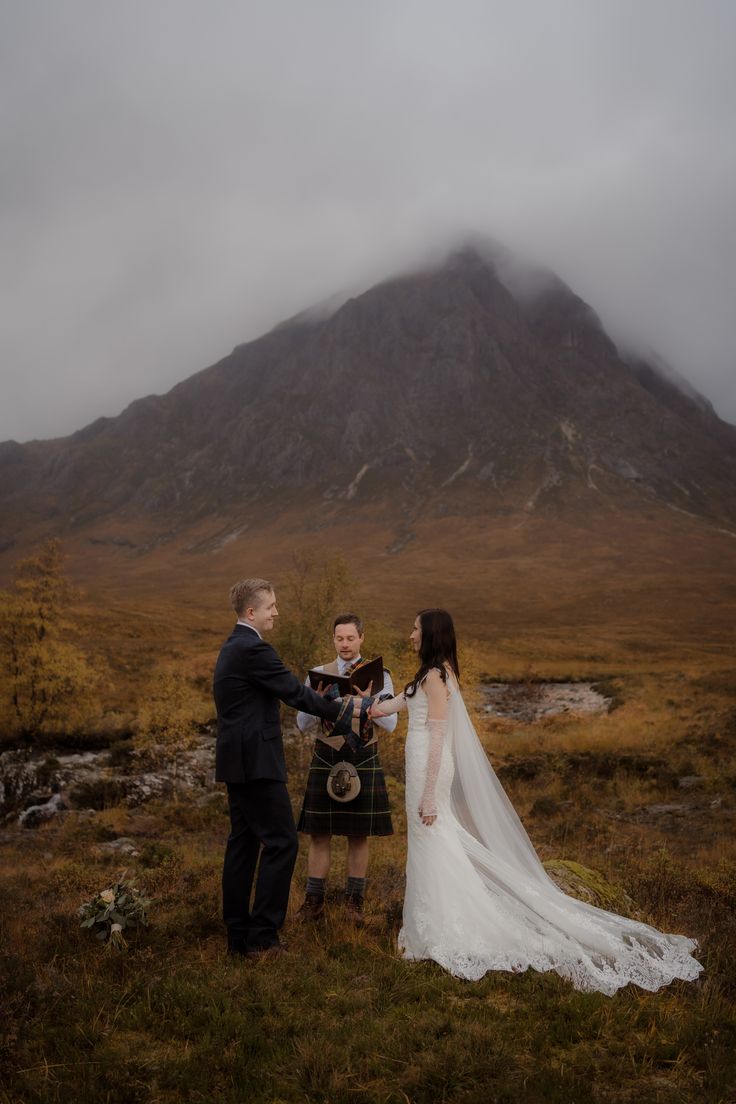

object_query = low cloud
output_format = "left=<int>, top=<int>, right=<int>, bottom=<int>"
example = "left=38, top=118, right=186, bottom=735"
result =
left=1, top=0, right=734, bottom=441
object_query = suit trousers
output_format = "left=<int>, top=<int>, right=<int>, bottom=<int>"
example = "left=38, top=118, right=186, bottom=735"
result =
left=223, top=780, right=299, bottom=951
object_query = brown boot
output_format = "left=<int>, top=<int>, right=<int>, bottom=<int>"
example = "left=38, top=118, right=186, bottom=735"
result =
left=296, top=893, right=325, bottom=921
left=344, top=893, right=365, bottom=926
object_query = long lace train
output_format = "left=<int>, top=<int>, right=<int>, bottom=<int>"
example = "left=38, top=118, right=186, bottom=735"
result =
left=399, top=681, right=703, bottom=994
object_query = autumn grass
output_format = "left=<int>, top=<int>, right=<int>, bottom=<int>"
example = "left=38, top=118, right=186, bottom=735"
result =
left=1, top=659, right=735, bottom=1104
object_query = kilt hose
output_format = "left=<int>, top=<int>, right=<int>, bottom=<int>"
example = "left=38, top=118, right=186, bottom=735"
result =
left=297, top=739, right=394, bottom=837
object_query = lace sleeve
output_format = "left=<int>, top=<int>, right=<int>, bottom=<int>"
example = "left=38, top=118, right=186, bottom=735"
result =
left=419, top=719, right=448, bottom=818
left=370, top=692, right=406, bottom=718
left=419, top=669, right=449, bottom=820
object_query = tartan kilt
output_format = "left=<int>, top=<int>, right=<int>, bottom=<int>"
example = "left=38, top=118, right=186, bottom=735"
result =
left=297, top=739, right=394, bottom=837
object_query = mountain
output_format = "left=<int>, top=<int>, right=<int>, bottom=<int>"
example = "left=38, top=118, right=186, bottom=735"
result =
left=2, top=242, right=736, bottom=560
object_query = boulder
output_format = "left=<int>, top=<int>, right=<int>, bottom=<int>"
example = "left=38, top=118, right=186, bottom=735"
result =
left=19, top=792, right=67, bottom=828
left=1, top=737, right=216, bottom=820
left=543, top=859, right=638, bottom=916
left=678, top=775, right=707, bottom=790
left=96, top=837, right=140, bottom=857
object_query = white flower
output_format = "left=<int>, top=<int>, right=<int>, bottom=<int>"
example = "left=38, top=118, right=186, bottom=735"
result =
left=100, top=889, right=115, bottom=904
left=110, top=923, right=123, bottom=933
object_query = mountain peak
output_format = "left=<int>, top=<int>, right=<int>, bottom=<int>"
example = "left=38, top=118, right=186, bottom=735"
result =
left=1, top=242, right=735, bottom=544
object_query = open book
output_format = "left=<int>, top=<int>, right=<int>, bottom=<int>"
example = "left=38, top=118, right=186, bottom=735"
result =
left=307, top=655, right=385, bottom=696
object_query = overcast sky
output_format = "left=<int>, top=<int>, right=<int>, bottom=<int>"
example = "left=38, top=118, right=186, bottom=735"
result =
left=1, top=0, right=735, bottom=443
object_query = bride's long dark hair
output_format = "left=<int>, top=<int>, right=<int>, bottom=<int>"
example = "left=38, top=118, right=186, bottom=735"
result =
left=404, top=608, right=460, bottom=698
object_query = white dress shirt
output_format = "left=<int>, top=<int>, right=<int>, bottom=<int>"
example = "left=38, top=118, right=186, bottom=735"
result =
left=296, top=656, right=398, bottom=735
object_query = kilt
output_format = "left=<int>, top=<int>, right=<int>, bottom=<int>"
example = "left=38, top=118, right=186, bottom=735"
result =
left=297, top=739, right=394, bottom=837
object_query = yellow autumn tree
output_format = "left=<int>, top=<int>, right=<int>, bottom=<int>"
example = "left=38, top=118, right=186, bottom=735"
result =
left=0, top=539, right=101, bottom=743
left=271, top=553, right=352, bottom=676
left=133, top=667, right=205, bottom=771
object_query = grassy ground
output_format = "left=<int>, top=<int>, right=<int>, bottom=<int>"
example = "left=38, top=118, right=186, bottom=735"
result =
left=2, top=657, right=735, bottom=1104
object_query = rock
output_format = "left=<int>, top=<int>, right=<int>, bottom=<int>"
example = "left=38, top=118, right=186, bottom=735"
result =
left=122, top=773, right=174, bottom=807
left=1, top=737, right=217, bottom=817
left=3, top=244, right=736, bottom=537
left=639, top=803, right=694, bottom=817
left=483, top=681, right=612, bottom=723
left=97, top=837, right=140, bottom=857
left=0, top=750, right=43, bottom=817
left=23, top=790, right=55, bottom=808
left=678, top=775, right=706, bottom=790
left=19, top=792, right=67, bottom=828
left=543, top=859, right=638, bottom=916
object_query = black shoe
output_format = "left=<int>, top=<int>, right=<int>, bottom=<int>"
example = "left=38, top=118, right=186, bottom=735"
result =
left=344, top=894, right=365, bottom=926
left=296, top=893, right=325, bottom=922
left=227, top=939, right=248, bottom=957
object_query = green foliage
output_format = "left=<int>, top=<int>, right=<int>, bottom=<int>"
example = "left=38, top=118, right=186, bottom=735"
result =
left=69, top=777, right=127, bottom=810
left=271, top=553, right=352, bottom=676
left=0, top=538, right=104, bottom=743
left=137, top=840, right=177, bottom=868
left=106, top=739, right=135, bottom=769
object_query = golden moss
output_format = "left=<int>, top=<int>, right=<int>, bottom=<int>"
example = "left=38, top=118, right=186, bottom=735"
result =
left=543, top=859, right=638, bottom=916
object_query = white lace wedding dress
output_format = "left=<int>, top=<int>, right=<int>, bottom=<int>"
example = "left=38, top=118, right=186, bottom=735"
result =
left=393, top=675, right=703, bottom=994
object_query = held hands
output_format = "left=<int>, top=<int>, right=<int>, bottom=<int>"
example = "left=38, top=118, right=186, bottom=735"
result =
left=351, top=681, right=387, bottom=719
left=352, top=681, right=373, bottom=717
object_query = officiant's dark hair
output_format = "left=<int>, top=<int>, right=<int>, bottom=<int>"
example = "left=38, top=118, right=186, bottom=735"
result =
left=405, top=608, right=460, bottom=698
left=333, top=613, right=364, bottom=634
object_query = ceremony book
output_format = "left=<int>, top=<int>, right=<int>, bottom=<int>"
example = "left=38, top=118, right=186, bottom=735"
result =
left=307, top=655, right=385, bottom=696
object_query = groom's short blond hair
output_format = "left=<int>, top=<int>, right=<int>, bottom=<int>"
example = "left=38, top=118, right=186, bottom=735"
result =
left=230, top=578, right=274, bottom=617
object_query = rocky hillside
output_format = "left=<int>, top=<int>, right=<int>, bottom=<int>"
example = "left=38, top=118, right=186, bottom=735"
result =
left=2, top=243, right=736, bottom=546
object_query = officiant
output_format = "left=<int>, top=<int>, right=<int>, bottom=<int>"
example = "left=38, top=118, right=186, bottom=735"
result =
left=295, top=613, right=395, bottom=920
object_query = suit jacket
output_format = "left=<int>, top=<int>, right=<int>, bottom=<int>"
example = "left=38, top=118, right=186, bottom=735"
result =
left=213, top=624, right=346, bottom=783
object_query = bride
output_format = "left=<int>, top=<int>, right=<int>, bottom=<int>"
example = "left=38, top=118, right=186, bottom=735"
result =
left=369, top=609, right=703, bottom=995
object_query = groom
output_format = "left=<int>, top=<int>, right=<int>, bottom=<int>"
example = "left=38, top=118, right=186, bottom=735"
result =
left=213, top=577, right=360, bottom=960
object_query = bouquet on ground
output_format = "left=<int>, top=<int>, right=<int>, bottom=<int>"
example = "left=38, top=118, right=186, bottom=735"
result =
left=78, top=875, right=151, bottom=947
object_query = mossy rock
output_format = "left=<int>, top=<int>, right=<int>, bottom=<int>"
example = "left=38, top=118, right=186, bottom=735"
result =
left=543, top=859, right=639, bottom=917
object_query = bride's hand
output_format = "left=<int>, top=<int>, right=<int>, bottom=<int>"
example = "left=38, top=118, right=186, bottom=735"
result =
left=418, top=801, right=437, bottom=827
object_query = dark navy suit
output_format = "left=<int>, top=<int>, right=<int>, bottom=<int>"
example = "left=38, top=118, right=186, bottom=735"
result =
left=213, top=623, right=345, bottom=952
